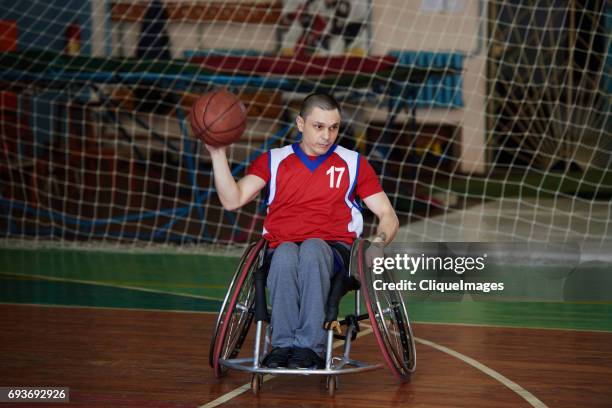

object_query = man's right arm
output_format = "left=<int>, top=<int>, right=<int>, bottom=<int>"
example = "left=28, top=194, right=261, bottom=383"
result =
left=208, top=146, right=266, bottom=211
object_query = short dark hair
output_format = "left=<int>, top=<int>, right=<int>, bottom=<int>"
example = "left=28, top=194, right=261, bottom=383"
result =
left=299, top=93, right=341, bottom=118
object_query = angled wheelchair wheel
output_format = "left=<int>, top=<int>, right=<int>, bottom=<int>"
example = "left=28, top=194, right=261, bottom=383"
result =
left=210, top=239, right=265, bottom=378
left=355, top=239, right=416, bottom=381
left=208, top=241, right=254, bottom=368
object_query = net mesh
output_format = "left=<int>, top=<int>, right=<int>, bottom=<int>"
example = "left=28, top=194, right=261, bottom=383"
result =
left=0, top=0, right=610, bottom=252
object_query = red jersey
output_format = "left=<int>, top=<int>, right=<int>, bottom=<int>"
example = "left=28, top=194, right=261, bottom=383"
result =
left=247, top=143, right=382, bottom=248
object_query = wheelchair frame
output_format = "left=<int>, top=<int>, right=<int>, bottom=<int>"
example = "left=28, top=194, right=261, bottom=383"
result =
left=209, top=238, right=416, bottom=395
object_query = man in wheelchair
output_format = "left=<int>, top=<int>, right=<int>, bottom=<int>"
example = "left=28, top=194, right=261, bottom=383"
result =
left=204, top=93, right=399, bottom=370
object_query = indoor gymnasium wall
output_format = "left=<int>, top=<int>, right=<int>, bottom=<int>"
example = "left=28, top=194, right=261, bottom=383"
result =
left=106, top=11, right=278, bottom=58
left=90, top=0, right=487, bottom=174
left=369, top=0, right=487, bottom=174
left=88, top=0, right=280, bottom=165
left=91, top=0, right=277, bottom=58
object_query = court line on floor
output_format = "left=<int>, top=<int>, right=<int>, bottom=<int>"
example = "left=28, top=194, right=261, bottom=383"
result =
left=198, top=326, right=375, bottom=408
left=0, top=271, right=223, bottom=302
left=4, top=301, right=606, bottom=334
left=0, top=301, right=218, bottom=314
left=2, top=274, right=607, bottom=334
left=414, top=336, right=547, bottom=408
left=413, top=319, right=612, bottom=334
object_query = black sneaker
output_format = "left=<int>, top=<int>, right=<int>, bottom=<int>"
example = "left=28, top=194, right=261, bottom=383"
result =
left=287, top=347, right=325, bottom=369
left=261, top=347, right=292, bottom=368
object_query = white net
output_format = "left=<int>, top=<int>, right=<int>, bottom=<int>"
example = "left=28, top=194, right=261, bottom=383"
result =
left=0, top=0, right=610, bottom=251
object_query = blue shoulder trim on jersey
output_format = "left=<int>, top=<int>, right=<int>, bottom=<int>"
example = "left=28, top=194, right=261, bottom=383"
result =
left=264, top=151, right=271, bottom=207
left=291, top=142, right=337, bottom=172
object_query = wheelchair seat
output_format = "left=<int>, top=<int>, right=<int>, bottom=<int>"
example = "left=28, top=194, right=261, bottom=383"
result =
left=253, top=240, right=361, bottom=327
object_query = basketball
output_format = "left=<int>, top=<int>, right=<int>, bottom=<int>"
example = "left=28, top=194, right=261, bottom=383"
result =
left=190, top=90, right=247, bottom=147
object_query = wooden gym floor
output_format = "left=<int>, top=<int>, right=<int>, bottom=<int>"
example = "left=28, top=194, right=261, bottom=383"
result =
left=1, top=248, right=611, bottom=407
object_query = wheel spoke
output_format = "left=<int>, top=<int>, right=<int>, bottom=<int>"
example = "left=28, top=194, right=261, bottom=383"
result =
left=236, top=303, right=249, bottom=311
left=212, top=240, right=265, bottom=377
left=356, top=240, right=416, bottom=379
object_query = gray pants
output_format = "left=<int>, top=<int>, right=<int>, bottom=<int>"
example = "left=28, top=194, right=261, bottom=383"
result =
left=266, top=238, right=335, bottom=355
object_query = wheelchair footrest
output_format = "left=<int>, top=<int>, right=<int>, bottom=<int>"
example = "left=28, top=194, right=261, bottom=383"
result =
left=219, top=357, right=382, bottom=376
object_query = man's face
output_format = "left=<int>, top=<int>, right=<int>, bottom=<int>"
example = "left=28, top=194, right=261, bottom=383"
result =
left=296, top=107, right=341, bottom=156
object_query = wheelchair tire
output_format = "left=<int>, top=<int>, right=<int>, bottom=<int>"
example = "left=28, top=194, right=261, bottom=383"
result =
left=355, top=239, right=416, bottom=381
left=326, top=375, right=337, bottom=397
left=251, top=373, right=262, bottom=395
left=210, top=239, right=265, bottom=378
left=209, top=242, right=254, bottom=368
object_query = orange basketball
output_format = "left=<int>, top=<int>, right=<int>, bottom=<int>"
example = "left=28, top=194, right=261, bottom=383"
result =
left=190, top=90, right=247, bottom=147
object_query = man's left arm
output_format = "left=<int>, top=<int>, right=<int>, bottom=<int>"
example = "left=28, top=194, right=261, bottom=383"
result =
left=362, top=192, right=399, bottom=245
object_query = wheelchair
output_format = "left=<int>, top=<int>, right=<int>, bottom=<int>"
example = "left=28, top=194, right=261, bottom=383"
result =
left=209, top=238, right=416, bottom=396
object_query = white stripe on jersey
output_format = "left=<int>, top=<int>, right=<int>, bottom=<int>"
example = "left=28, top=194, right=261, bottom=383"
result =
left=334, top=145, right=363, bottom=237
left=267, top=145, right=294, bottom=205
